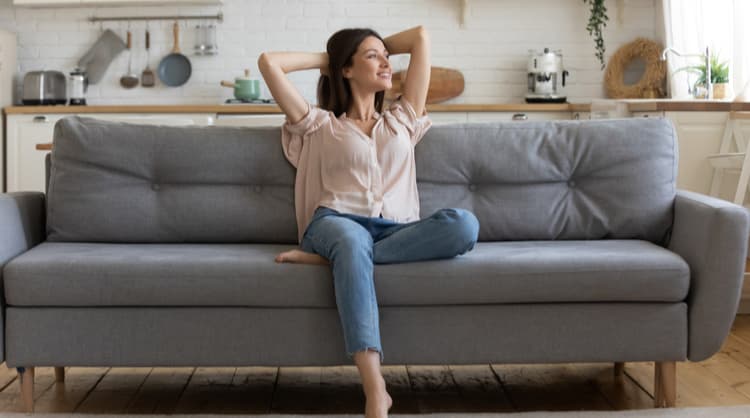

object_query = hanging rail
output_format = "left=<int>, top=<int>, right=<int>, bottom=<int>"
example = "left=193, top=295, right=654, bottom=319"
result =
left=89, top=12, right=223, bottom=23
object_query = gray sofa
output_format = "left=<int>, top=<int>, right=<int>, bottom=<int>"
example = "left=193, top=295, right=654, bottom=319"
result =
left=2, top=116, right=748, bottom=412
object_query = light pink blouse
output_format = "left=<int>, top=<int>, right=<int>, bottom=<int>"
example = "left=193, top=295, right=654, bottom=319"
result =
left=281, top=98, right=432, bottom=242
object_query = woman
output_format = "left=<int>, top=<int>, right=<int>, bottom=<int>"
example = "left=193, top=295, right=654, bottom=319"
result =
left=258, top=26, right=479, bottom=418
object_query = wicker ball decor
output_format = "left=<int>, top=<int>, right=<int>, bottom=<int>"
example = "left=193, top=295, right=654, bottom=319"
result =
left=604, top=38, right=666, bottom=98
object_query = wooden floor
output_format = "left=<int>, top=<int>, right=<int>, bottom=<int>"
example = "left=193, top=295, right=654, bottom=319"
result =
left=5, top=317, right=750, bottom=414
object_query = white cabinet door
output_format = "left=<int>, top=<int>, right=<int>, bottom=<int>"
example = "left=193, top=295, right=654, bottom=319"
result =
left=429, top=112, right=468, bottom=125
left=84, top=113, right=214, bottom=126
left=213, top=114, right=286, bottom=127
left=14, top=0, right=221, bottom=5
left=6, top=114, right=64, bottom=193
left=6, top=113, right=214, bottom=193
left=665, top=111, right=729, bottom=195
left=467, top=112, right=572, bottom=122
left=80, top=0, right=222, bottom=4
left=13, top=0, right=80, bottom=5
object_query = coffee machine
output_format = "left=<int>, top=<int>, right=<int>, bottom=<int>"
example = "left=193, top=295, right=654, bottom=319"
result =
left=525, top=48, right=569, bottom=103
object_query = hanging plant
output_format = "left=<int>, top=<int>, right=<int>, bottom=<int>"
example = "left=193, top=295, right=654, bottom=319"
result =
left=583, top=0, right=609, bottom=70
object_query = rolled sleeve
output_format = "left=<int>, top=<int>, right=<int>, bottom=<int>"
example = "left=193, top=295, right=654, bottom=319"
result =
left=281, top=103, right=329, bottom=168
left=389, top=98, right=432, bottom=146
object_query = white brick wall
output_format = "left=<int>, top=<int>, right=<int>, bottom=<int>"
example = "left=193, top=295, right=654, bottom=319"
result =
left=0, top=0, right=658, bottom=105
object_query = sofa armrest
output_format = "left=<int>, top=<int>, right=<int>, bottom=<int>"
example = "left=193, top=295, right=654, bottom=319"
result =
left=668, top=190, right=750, bottom=361
left=0, top=192, right=45, bottom=363
left=0, top=192, right=46, bottom=262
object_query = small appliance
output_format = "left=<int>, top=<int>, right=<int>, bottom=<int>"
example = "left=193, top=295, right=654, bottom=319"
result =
left=68, top=68, right=88, bottom=106
left=22, top=70, right=67, bottom=105
left=525, top=48, right=569, bottom=103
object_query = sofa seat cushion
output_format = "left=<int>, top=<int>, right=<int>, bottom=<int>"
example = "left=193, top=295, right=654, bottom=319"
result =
left=4, top=240, right=689, bottom=307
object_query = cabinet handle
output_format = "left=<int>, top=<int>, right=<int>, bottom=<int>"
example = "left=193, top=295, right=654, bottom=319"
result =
left=32, top=115, right=49, bottom=123
left=512, top=113, right=528, bottom=121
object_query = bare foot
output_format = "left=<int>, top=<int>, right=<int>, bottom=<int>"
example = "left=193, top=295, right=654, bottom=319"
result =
left=275, top=249, right=329, bottom=265
left=365, top=390, right=392, bottom=418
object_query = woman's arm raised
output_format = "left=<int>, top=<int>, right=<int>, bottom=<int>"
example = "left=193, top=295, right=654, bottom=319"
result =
left=383, top=26, right=431, bottom=116
left=257, top=52, right=328, bottom=124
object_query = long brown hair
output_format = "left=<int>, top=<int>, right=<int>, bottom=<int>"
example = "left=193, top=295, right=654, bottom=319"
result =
left=317, top=28, right=386, bottom=117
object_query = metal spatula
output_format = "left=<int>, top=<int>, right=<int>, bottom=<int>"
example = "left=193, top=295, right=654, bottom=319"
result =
left=141, top=29, right=155, bottom=87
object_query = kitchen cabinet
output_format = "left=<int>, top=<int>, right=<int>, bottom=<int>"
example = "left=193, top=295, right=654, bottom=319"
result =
left=662, top=112, right=728, bottom=197
left=0, top=30, right=16, bottom=193
left=631, top=111, right=734, bottom=197
left=466, top=112, right=572, bottom=122
left=5, top=113, right=213, bottom=193
left=213, top=114, right=285, bottom=127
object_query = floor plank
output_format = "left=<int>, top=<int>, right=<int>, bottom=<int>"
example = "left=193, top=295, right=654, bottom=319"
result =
left=74, top=367, right=151, bottom=413
left=492, top=363, right=613, bottom=412
left=382, top=365, right=419, bottom=414
left=34, top=367, right=108, bottom=413
left=448, top=364, right=514, bottom=412
left=587, top=364, right=655, bottom=410
left=318, top=366, right=365, bottom=413
left=270, top=366, right=322, bottom=414
left=172, top=367, right=235, bottom=414
left=0, top=367, right=57, bottom=412
left=406, top=365, right=465, bottom=413
left=125, top=367, right=194, bottom=414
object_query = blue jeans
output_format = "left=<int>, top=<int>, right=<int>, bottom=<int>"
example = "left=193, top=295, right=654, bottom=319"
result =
left=300, top=206, right=480, bottom=362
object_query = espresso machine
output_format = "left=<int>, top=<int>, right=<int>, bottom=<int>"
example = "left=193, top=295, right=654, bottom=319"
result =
left=525, top=48, right=569, bottom=103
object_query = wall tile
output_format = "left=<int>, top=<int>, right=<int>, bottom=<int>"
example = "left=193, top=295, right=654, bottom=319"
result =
left=0, top=0, right=657, bottom=104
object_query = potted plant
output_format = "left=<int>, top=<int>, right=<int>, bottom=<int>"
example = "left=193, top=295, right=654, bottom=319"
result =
left=676, top=54, right=730, bottom=99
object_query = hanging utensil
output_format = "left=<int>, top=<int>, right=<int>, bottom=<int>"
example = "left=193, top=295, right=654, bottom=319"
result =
left=119, top=27, right=139, bottom=89
left=141, top=27, right=155, bottom=87
left=158, top=21, right=192, bottom=87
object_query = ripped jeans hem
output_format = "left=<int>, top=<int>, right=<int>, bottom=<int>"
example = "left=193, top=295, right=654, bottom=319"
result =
left=348, top=346, right=384, bottom=363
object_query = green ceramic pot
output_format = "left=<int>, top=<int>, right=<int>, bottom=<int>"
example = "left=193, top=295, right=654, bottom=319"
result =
left=233, top=77, right=260, bottom=100
left=221, top=69, right=261, bottom=100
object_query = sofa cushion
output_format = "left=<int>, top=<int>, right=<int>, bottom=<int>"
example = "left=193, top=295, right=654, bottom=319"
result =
left=417, top=118, right=677, bottom=244
left=4, top=240, right=689, bottom=307
left=47, top=117, right=299, bottom=243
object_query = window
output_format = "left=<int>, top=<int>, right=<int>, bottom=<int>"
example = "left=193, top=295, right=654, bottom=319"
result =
left=662, top=0, right=749, bottom=99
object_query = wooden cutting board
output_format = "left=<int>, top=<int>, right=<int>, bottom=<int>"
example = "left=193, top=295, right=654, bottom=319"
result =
left=385, top=66, right=464, bottom=104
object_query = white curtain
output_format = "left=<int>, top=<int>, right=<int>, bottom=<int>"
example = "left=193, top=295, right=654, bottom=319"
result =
left=661, top=0, right=750, bottom=100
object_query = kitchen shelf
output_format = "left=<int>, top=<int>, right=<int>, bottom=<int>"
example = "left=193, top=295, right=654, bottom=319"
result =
left=13, top=0, right=222, bottom=7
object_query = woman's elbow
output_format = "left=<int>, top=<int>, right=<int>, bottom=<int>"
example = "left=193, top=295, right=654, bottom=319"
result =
left=258, top=52, right=277, bottom=75
left=415, top=26, right=430, bottom=48
left=416, top=26, right=429, bottom=41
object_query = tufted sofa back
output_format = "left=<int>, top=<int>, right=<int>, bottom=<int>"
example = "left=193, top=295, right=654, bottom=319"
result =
left=416, top=118, right=677, bottom=244
left=46, top=116, right=676, bottom=244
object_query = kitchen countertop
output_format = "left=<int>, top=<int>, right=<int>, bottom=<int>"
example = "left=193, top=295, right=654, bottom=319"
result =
left=3, top=101, right=750, bottom=114
left=3, top=103, right=582, bottom=114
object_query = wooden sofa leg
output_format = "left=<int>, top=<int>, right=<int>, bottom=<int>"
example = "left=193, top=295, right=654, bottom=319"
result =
left=18, top=367, right=34, bottom=412
left=54, top=367, right=65, bottom=382
left=614, top=362, right=625, bottom=377
left=654, top=361, right=676, bottom=408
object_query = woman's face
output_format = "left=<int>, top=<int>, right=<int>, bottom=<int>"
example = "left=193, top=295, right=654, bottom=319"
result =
left=343, top=36, right=392, bottom=92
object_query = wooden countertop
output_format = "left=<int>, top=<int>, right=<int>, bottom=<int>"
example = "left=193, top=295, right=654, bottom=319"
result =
left=622, top=100, right=750, bottom=112
left=4, top=101, right=749, bottom=114
left=4, top=103, right=583, bottom=114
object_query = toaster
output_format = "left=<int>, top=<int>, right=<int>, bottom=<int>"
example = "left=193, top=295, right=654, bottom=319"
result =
left=22, top=70, right=66, bottom=105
